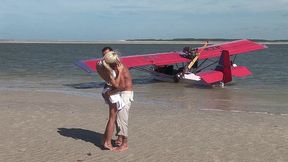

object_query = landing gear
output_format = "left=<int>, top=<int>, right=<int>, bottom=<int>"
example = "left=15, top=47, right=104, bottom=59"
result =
left=219, top=82, right=225, bottom=88
left=173, top=73, right=182, bottom=83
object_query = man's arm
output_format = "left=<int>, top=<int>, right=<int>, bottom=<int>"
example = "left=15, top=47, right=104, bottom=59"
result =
left=109, top=64, right=124, bottom=89
left=105, top=64, right=125, bottom=96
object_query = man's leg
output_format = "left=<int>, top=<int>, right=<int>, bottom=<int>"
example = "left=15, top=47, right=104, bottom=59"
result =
left=114, top=103, right=130, bottom=151
left=115, top=121, right=123, bottom=146
left=103, top=103, right=117, bottom=150
left=114, top=135, right=128, bottom=152
left=113, top=91, right=133, bottom=151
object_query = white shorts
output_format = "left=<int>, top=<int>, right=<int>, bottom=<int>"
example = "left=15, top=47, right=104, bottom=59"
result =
left=116, top=91, right=134, bottom=137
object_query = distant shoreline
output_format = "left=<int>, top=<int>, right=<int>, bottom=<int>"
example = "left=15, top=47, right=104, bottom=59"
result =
left=1, top=40, right=288, bottom=44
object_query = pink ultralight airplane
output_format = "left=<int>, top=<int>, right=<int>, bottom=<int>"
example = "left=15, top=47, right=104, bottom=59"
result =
left=75, top=39, right=267, bottom=86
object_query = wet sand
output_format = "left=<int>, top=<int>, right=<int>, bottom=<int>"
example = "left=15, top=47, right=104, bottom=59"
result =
left=1, top=89, right=288, bottom=162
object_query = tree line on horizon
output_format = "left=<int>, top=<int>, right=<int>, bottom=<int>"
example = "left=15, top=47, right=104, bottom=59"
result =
left=126, top=38, right=288, bottom=42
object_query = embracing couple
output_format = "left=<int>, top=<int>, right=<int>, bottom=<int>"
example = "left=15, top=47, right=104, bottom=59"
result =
left=96, top=47, right=133, bottom=152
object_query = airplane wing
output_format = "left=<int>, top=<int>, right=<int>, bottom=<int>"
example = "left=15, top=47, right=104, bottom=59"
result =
left=75, top=39, right=266, bottom=73
left=197, top=39, right=267, bottom=60
left=75, top=51, right=189, bottom=73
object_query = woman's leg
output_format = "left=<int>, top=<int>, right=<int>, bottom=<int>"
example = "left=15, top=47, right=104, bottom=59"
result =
left=103, top=103, right=117, bottom=150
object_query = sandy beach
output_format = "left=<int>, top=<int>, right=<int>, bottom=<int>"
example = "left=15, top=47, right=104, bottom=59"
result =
left=1, top=89, right=288, bottom=162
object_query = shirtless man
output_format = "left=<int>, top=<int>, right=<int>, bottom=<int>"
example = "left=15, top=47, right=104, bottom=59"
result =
left=103, top=54, right=134, bottom=152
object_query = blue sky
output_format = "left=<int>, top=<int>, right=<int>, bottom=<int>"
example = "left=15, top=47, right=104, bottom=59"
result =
left=0, top=0, right=287, bottom=40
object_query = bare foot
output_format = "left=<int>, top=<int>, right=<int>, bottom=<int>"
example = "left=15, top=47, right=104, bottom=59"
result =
left=115, top=139, right=122, bottom=146
left=102, top=143, right=113, bottom=150
left=113, top=145, right=128, bottom=152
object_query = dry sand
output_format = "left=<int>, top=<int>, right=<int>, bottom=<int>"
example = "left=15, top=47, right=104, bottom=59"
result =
left=1, top=89, right=288, bottom=162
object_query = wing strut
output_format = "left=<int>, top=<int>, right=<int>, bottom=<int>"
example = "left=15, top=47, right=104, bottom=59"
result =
left=187, top=41, right=209, bottom=70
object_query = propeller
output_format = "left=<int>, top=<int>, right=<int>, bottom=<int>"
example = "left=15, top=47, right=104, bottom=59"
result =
left=187, top=41, right=209, bottom=70
left=173, top=41, right=209, bottom=82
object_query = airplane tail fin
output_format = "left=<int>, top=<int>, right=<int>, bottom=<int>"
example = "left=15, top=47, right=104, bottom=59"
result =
left=215, top=50, right=232, bottom=83
left=198, top=50, right=253, bottom=85
left=197, top=50, right=232, bottom=84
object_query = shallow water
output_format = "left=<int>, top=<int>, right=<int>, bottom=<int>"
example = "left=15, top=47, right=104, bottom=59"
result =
left=0, top=43, right=287, bottom=114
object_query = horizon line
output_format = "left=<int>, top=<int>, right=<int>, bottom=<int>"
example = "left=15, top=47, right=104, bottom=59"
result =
left=0, top=38, right=288, bottom=45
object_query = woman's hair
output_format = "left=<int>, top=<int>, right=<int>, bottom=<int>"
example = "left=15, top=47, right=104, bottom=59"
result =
left=103, top=51, right=120, bottom=64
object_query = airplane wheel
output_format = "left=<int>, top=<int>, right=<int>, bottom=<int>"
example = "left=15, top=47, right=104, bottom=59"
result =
left=220, top=82, right=225, bottom=88
left=173, top=74, right=181, bottom=83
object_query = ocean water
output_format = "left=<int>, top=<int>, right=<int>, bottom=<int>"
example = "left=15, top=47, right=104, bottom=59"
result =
left=0, top=43, right=287, bottom=114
